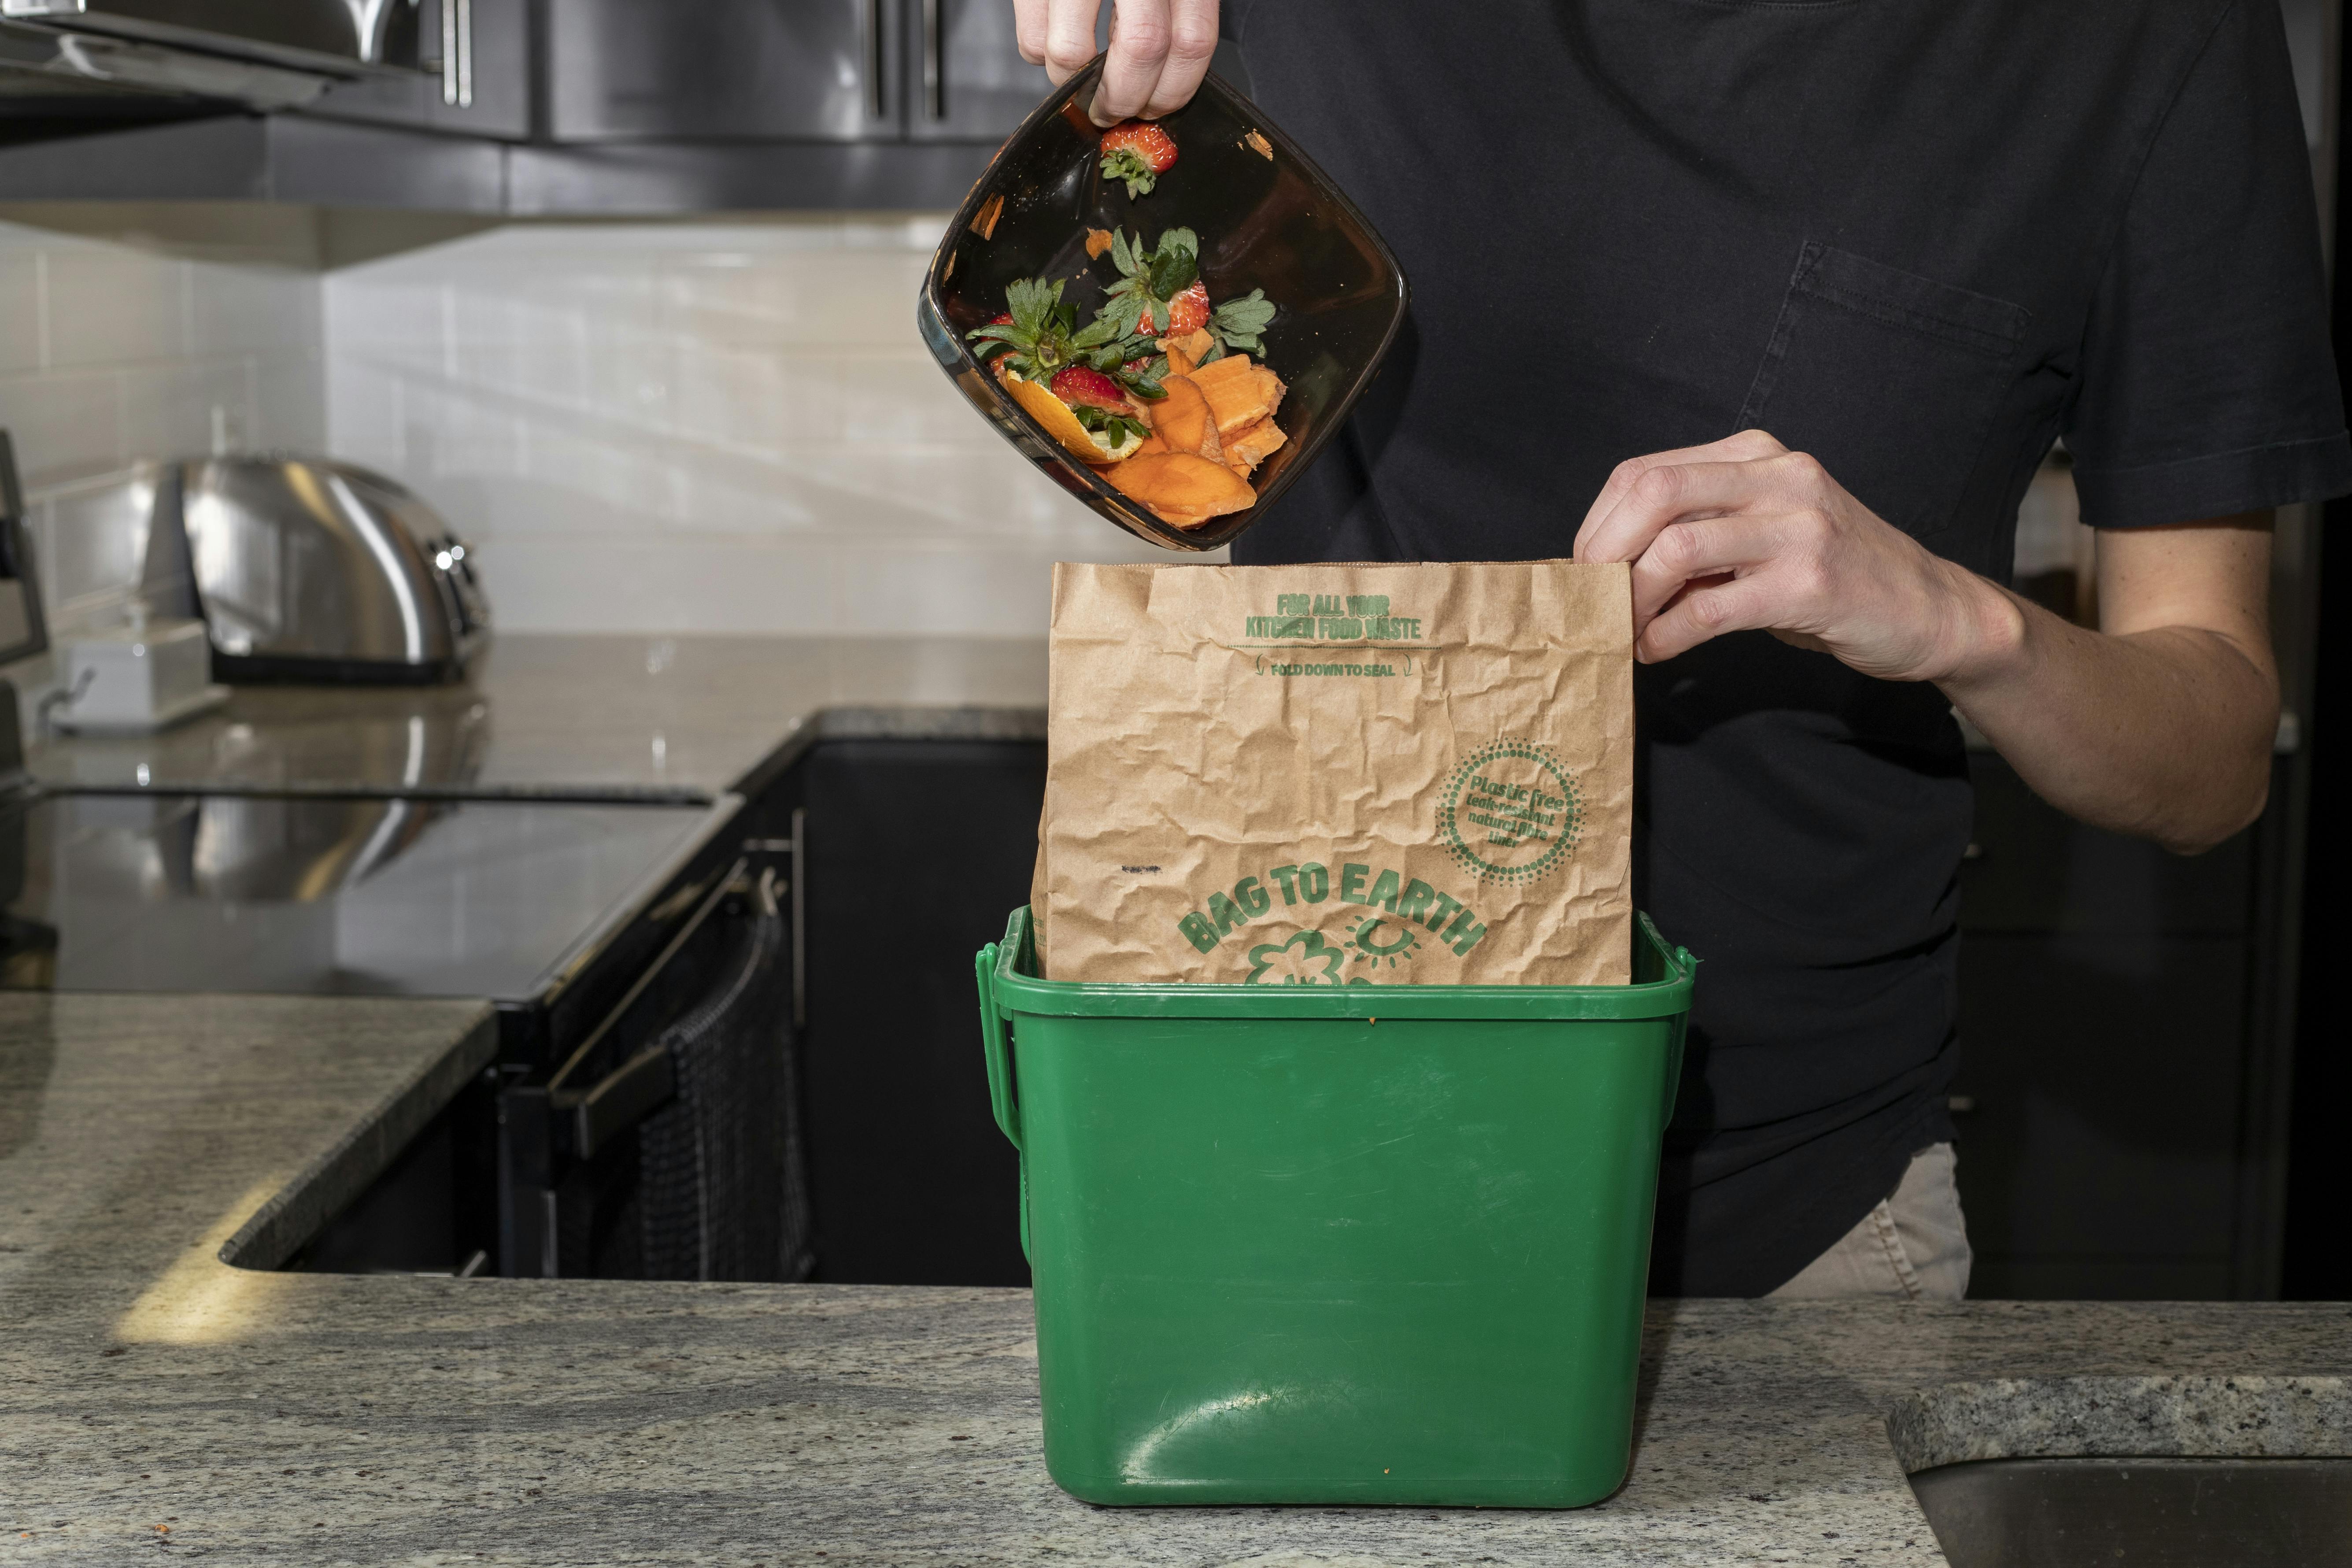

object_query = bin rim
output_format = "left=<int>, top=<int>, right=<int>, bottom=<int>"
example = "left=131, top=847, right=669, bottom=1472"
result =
left=988, top=906, right=1695, bottom=1021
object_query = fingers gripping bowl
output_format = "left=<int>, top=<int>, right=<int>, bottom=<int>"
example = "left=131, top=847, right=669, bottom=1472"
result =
left=916, top=57, right=1411, bottom=553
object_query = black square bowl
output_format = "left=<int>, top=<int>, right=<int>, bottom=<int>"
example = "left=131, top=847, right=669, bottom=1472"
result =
left=917, top=57, right=1410, bottom=554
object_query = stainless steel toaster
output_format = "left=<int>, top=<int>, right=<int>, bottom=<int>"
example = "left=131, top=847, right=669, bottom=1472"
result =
left=159, top=457, right=490, bottom=684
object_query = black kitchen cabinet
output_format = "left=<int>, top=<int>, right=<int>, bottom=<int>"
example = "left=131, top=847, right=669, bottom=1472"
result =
left=299, top=0, right=533, bottom=141
left=256, top=728, right=1043, bottom=1286
left=793, top=736, right=1042, bottom=1286
left=1950, top=751, right=2289, bottom=1300
left=545, top=0, right=887, bottom=143
left=903, top=0, right=1053, bottom=142
left=0, top=0, right=1046, bottom=207
left=544, top=0, right=1045, bottom=144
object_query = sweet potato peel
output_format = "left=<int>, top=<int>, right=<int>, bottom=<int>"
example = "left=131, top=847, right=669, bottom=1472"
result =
left=1104, top=453, right=1257, bottom=529
left=1150, top=376, right=1223, bottom=464
left=1224, top=416, right=1287, bottom=476
left=1102, top=350, right=1288, bottom=523
left=1185, top=353, right=1287, bottom=436
left=1158, top=328, right=1215, bottom=377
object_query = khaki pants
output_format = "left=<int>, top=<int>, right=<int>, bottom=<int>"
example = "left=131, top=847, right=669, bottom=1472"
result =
left=1768, top=1143, right=1971, bottom=1301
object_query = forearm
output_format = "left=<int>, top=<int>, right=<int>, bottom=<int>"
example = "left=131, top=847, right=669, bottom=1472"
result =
left=1572, top=440, right=2280, bottom=854
left=1934, top=566, right=2278, bottom=854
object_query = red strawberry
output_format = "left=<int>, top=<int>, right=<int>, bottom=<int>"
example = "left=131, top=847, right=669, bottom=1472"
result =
left=1049, top=366, right=1128, bottom=410
left=1139, top=280, right=1211, bottom=338
left=1100, top=120, right=1178, bottom=198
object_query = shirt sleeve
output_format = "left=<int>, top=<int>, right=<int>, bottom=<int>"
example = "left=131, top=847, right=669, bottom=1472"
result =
left=2063, top=0, right=2352, bottom=528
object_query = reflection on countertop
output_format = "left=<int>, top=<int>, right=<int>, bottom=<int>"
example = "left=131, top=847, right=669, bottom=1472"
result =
left=28, top=633, right=1051, bottom=800
left=0, top=794, right=719, bottom=998
left=0, top=991, right=2344, bottom=1564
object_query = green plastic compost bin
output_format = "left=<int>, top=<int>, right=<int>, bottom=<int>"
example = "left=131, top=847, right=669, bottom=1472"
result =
left=973, top=905, right=1697, bottom=1508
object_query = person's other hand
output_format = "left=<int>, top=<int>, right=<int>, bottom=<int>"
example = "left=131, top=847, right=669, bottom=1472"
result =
left=1572, top=429, right=2016, bottom=682
left=1013, top=0, right=1219, bottom=125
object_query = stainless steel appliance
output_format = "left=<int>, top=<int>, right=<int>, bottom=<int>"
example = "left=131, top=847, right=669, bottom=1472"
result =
left=154, top=456, right=489, bottom=685
left=0, top=0, right=441, bottom=110
left=0, top=739, right=807, bottom=1283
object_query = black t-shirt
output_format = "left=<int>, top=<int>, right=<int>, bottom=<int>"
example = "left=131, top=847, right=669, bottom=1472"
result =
left=1224, top=0, right=2352, bottom=1293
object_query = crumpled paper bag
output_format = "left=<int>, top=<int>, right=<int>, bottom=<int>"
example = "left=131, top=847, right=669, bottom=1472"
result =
left=1035, top=559, right=1633, bottom=986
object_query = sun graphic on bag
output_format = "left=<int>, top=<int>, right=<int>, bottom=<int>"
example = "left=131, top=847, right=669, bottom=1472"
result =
left=1349, top=915, right=1423, bottom=971
left=1244, top=929, right=1348, bottom=985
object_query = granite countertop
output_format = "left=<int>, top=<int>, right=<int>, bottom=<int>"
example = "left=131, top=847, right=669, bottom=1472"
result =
left=27, top=633, right=1050, bottom=802
left=0, top=991, right=2345, bottom=1565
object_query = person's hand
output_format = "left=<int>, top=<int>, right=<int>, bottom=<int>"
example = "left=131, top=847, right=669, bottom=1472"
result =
left=1572, top=429, right=2021, bottom=683
left=1013, top=0, right=1219, bottom=126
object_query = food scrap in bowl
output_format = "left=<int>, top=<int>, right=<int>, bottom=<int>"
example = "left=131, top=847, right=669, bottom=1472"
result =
left=1100, top=119, right=1178, bottom=198
left=969, top=226, right=1287, bottom=529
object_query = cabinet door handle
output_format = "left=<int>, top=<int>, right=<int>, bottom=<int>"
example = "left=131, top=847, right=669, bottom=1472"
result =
left=921, top=0, right=943, bottom=120
left=791, top=807, right=807, bottom=1028
left=864, top=0, right=885, bottom=120
left=440, top=0, right=472, bottom=107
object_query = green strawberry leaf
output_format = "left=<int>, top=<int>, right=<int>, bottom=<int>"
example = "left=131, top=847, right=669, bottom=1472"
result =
left=1213, top=289, right=1274, bottom=335
left=1207, top=289, right=1275, bottom=356
left=1101, top=149, right=1158, bottom=200
left=1100, top=286, right=1149, bottom=340
left=1004, top=276, right=1058, bottom=333
left=1119, top=355, right=1170, bottom=398
left=1147, top=248, right=1198, bottom=300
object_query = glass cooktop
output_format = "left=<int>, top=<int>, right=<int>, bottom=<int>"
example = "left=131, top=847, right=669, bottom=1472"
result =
left=0, top=792, right=720, bottom=999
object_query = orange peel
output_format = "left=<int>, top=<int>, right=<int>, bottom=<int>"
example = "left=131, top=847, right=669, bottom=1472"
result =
left=998, top=365, right=1121, bottom=465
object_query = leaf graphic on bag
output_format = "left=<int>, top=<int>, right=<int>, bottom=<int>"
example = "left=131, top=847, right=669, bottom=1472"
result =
left=1245, top=929, right=1347, bottom=986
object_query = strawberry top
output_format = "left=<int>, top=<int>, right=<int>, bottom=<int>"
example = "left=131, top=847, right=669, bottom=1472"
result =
left=1100, top=120, right=1178, bottom=199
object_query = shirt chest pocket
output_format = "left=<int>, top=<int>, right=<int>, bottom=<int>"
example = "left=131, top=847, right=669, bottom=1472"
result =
left=1736, top=243, right=2030, bottom=542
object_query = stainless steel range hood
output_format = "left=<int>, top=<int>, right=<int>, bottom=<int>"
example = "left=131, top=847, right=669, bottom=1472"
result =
left=0, top=0, right=426, bottom=110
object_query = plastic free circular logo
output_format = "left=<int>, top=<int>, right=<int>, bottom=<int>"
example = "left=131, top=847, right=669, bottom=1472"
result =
left=1439, top=739, right=1582, bottom=884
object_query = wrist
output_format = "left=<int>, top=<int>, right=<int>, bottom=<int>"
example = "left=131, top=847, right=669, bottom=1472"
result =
left=1927, top=564, right=2031, bottom=691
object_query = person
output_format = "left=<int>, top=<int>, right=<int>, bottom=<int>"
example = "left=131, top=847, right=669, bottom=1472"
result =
left=1013, top=0, right=2352, bottom=1297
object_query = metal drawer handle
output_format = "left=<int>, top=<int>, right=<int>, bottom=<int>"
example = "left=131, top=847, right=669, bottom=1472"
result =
left=864, top=0, right=885, bottom=119
left=573, top=1045, right=677, bottom=1159
left=440, top=0, right=471, bottom=107
left=921, top=0, right=943, bottom=119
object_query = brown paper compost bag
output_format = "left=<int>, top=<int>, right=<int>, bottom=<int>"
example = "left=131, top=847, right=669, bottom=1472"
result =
left=1035, top=559, right=1634, bottom=986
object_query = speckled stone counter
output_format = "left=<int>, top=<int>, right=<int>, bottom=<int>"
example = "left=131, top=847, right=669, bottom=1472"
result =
left=27, top=633, right=1049, bottom=801
left=0, top=991, right=2345, bottom=1565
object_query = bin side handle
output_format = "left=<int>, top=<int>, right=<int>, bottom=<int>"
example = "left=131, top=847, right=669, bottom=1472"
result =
left=973, top=942, right=1023, bottom=1151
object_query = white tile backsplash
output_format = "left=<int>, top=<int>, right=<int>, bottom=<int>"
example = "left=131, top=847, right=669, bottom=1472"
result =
left=0, top=206, right=1182, bottom=662
left=43, top=248, right=188, bottom=370
left=323, top=213, right=1179, bottom=636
